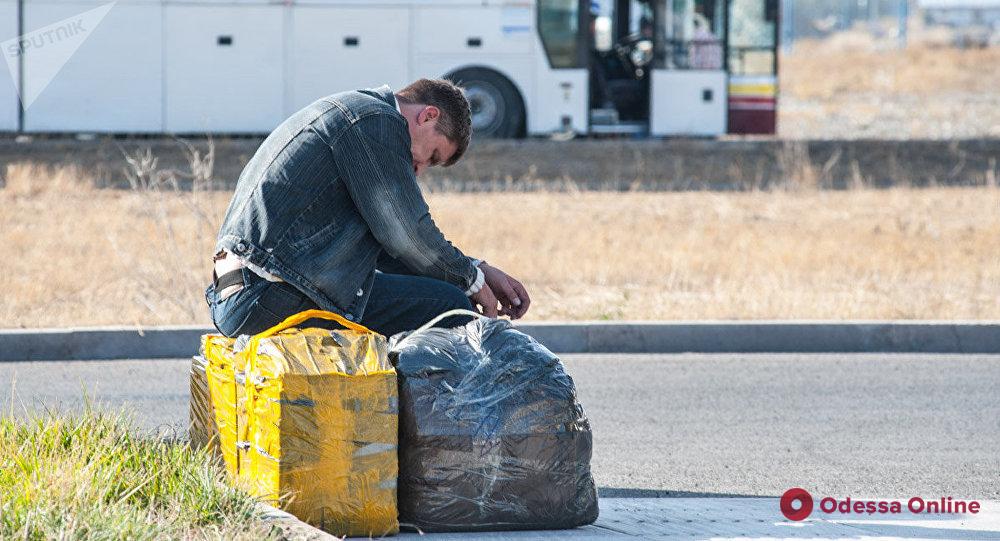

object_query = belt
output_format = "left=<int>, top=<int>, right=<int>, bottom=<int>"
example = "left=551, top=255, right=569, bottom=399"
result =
left=213, top=268, right=244, bottom=291
left=212, top=250, right=246, bottom=291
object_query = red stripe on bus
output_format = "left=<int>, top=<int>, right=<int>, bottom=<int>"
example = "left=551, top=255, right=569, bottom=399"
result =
left=729, top=98, right=776, bottom=111
left=729, top=96, right=775, bottom=104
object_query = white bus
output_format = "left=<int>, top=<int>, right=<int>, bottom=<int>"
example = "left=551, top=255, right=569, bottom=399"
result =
left=1, top=0, right=778, bottom=136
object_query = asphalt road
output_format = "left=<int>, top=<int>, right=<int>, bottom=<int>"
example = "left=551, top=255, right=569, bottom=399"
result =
left=2, top=354, right=998, bottom=499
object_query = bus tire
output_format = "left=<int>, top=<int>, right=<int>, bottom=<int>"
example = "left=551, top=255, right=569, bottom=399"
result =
left=447, top=68, right=525, bottom=139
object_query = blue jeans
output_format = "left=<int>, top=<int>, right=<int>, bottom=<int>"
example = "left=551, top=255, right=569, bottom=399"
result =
left=205, top=265, right=475, bottom=339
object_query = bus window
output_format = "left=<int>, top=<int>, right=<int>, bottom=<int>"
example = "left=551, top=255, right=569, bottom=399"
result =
left=727, top=0, right=777, bottom=75
left=538, top=0, right=584, bottom=68
left=630, top=0, right=655, bottom=39
left=653, top=0, right=725, bottom=69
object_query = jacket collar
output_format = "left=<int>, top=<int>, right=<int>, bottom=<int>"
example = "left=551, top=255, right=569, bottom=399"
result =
left=372, top=84, right=400, bottom=113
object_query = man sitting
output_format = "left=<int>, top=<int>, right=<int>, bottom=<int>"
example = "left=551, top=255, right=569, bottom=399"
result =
left=205, top=79, right=529, bottom=337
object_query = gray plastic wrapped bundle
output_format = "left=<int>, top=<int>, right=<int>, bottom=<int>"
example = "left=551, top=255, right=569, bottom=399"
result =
left=388, top=309, right=599, bottom=532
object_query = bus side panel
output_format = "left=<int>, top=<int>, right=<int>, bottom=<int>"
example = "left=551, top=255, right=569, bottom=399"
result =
left=288, top=6, right=411, bottom=115
left=532, top=62, right=587, bottom=135
left=24, top=0, right=162, bottom=132
left=414, top=5, right=532, bottom=56
left=164, top=4, right=284, bottom=133
left=0, top=0, right=17, bottom=131
left=650, top=70, right=727, bottom=136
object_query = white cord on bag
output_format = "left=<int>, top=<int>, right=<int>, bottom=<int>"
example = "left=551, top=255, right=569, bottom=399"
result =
left=392, top=309, right=488, bottom=350
left=414, top=309, right=486, bottom=334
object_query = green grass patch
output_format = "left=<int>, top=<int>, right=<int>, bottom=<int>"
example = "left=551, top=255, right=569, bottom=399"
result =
left=0, top=406, right=276, bottom=540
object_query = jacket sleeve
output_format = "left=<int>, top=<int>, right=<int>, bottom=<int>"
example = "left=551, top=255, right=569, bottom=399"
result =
left=329, top=112, right=478, bottom=291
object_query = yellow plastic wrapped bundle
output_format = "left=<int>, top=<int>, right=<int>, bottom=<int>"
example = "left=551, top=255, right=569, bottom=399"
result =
left=191, top=310, right=399, bottom=537
left=191, top=334, right=242, bottom=477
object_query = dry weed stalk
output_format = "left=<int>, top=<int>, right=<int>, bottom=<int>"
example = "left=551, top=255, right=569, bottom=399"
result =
left=777, top=141, right=819, bottom=191
left=108, top=139, right=220, bottom=325
left=849, top=160, right=868, bottom=190
left=3, top=162, right=94, bottom=196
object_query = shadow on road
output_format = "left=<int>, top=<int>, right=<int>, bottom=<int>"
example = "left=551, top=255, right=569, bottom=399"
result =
left=597, top=487, right=769, bottom=498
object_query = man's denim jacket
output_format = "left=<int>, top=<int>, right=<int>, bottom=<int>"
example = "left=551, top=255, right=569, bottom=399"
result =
left=215, top=86, right=477, bottom=322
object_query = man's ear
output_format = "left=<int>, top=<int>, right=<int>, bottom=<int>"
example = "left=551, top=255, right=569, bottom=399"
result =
left=418, top=105, right=440, bottom=125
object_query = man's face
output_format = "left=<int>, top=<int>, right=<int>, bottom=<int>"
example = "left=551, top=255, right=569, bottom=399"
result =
left=407, top=106, right=458, bottom=176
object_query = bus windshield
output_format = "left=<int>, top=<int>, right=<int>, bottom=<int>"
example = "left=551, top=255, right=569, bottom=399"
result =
left=538, top=0, right=584, bottom=68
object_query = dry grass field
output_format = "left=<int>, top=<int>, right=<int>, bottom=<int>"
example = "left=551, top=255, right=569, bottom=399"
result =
left=3, top=163, right=999, bottom=328
left=780, top=40, right=1000, bottom=139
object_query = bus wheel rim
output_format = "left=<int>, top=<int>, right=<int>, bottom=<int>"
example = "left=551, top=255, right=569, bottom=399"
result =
left=465, top=84, right=504, bottom=133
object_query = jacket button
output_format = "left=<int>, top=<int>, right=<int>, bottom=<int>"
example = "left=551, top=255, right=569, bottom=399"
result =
left=345, top=313, right=354, bottom=321
left=235, top=242, right=247, bottom=253
left=356, top=288, right=363, bottom=297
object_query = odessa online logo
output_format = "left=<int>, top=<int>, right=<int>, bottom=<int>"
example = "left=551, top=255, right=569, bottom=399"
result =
left=779, top=488, right=981, bottom=521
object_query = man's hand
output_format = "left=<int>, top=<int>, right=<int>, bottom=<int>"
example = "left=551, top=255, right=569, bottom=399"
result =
left=469, top=284, right=501, bottom=318
left=477, top=263, right=531, bottom=319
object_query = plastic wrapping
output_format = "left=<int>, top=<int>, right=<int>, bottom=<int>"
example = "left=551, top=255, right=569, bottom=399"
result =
left=192, top=310, right=399, bottom=537
left=389, top=311, right=599, bottom=532
left=191, top=334, right=242, bottom=477
left=190, top=355, right=212, bottom=448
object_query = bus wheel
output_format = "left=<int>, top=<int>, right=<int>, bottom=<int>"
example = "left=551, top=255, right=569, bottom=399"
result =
left=448, top=68, right=525, bottom=138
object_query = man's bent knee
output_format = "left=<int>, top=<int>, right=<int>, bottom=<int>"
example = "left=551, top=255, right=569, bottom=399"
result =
left=434, top=285, right=475, bottom=329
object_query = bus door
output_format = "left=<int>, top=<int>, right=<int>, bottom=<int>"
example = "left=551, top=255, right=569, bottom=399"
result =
left=726, top=0, right=778, bottom=134
left=648, top=0, right=728, bottom=136
left=587, top=0, right=655, bottom=134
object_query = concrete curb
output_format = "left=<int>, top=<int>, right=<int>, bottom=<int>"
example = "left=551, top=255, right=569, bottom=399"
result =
left=526, top=320, right=1000, bottom=354
left=0, top=325, right=210, bottom=362
left=2, top=321, right=1000, bottom=361
left=255, top=503, right=340, bottom=540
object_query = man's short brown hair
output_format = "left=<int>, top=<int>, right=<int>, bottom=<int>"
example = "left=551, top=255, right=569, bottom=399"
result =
left=395, top=78, right=472, bottom=167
